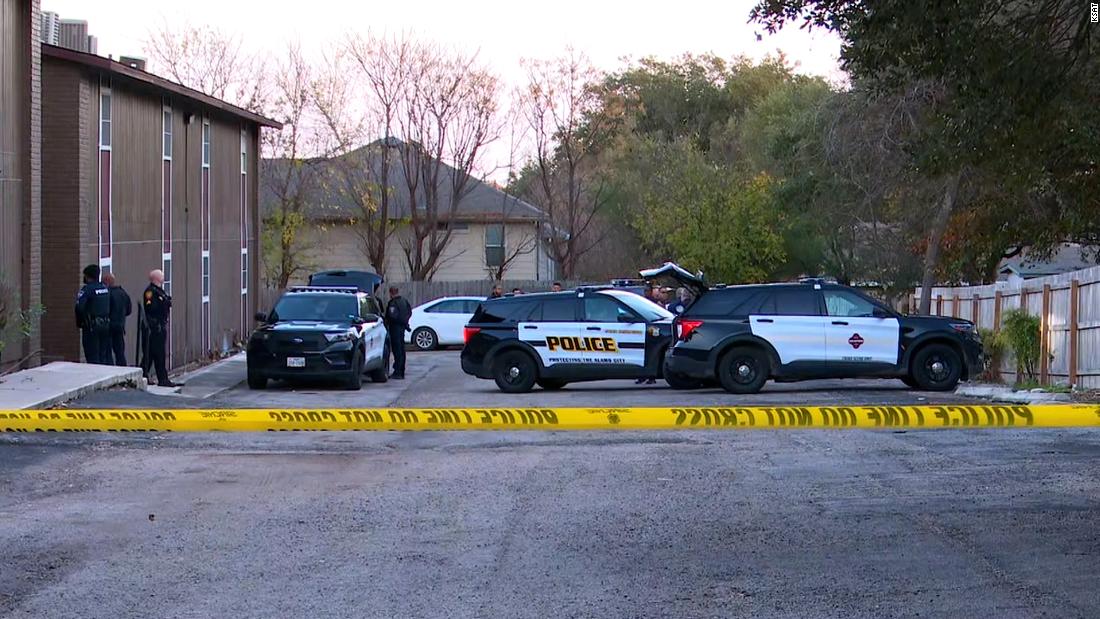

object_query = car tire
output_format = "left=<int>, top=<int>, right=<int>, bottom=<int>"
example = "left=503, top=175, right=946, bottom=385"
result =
left=492, top=350, right=538, bottom=393
left=247, top=368, right=267, bottom=390
left=345, top=350, right=363, bottom=391
left=412, top=327, right=438, bottom=351
left=663, top=358, right=703, bottom=390
left=910, top=344, right=962, bottom=391
left=536, top=378, right=567, bottom=390
left=717, top=347, right=769, bottom=394
left=369, top=364, right=388, bottom=383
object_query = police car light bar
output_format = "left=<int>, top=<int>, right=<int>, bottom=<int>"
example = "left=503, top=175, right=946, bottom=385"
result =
left=287, top=286, right=360, bottom=294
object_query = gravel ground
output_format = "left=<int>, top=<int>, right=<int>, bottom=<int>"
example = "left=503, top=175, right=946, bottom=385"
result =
left=3, top=351, right=1099, bottom=618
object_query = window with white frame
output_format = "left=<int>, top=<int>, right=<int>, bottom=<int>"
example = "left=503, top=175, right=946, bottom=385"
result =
left=485, top=224, right=505, bottom=267
left=98, top=77, right=113, bottom=273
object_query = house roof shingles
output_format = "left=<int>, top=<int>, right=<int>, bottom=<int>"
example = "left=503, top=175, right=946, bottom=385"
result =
left=261, top=141, right=547, bottom=224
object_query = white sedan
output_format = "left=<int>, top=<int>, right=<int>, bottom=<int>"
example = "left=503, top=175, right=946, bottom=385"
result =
left=404, top=296, right=484, bottom=350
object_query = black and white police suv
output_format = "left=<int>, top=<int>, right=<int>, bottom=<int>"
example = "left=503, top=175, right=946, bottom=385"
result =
left=246, top=285, right=389, bottom=390
left=460, top=288, right=676, bottom=393
left=647, top=264, right=984, bottom=394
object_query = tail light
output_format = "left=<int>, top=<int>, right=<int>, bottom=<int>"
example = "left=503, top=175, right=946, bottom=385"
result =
left=463, top=326, right=481, bottom=344
left=675, top=319, right=703, bottom=341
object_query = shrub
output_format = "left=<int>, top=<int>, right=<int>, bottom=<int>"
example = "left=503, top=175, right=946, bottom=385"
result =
left=1000, top=308, right=1041, bottom=382
left=977, top=327, right=1005, bottom=382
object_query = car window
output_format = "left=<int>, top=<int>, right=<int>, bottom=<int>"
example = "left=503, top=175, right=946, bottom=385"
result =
left=583, top=296, right=637, bottom=322
left=470, top=300, right=532, bottom=324
left=604, top=290, right=672, bottom=321
left=271, top=295, right=358, bottom=322
left=426, top=299, right=466, bottom=313
left=757, top=289, right=820, bottom=316
left=463, top=300, right=481, bottom=313
left=824, top=290, right=879, bottom=317
left=687, top=288, right=763, bottom=317
left=532, top=298, right=576, bottom=322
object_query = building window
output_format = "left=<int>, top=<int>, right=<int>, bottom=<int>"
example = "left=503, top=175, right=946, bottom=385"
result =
left=162, top=256, right=172, bottom=297
left=437, top=221, right=469, bottom=233
left=99, top=85, right=111, bottom=149
left=485, top=224, right=505, bottom=267
left=162, top=108, right=172, bottom=159
left=202, top=254, right=210, bottom=298
left=98, top=77, right=112, bottom=269
left=202, top=121, right=211, bottom=167
left=241, top=250, right=249, bottom=292
left=240, top=127, right=247, bottom=174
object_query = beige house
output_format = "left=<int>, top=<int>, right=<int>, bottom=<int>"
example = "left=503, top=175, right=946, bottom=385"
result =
left=263, top=141, right=556, bottom=283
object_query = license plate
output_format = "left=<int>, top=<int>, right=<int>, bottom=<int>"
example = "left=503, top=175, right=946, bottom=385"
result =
left=286, top=357, right=306, bottom=368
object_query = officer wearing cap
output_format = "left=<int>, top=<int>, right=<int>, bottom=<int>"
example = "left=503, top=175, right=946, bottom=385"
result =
left=75, top=264, right=111, bottom=364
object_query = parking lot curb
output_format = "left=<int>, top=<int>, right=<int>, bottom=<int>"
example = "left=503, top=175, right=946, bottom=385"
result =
left=0, top=362, right=146, bottom=410
left=955, top=384, right=1072, bottom=404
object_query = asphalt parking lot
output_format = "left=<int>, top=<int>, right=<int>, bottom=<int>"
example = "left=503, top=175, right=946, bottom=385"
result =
left=3, top=351, right=1100, bottom=618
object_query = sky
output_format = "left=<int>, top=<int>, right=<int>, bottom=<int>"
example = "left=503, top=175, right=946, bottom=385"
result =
left=41, top=0, right=845, bottom=175
left=42, top=0, right=844, bottom=84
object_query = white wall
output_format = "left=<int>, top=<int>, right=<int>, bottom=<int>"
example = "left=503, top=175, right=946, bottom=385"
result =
left=300, top=221, right=550, bottom=283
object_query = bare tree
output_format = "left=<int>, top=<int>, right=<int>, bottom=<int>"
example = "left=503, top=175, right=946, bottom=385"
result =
left=144, top=23, right=267, bottom=112
left=392, top=39, right=501, bottom=280
left=260, top=44, right=324, bottom=289
left=485, top=114, right=539, bottom=281
left=518, top=50, right=613, bottom=279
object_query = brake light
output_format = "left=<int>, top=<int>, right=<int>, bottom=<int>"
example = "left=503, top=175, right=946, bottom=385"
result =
left=676, top=319, right=703, bottom=341
left=463, top=326, right=481, bottom=344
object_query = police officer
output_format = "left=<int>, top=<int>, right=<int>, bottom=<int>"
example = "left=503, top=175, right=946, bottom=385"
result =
left=75, top=264, right=111, bottom=364
left=142, top=269, right=178, bottom=387
left=487, top=284, right=504, bottom=300
left=384, top=285, right=412, bottom=380
left=102, top=272, right=132, bottom=366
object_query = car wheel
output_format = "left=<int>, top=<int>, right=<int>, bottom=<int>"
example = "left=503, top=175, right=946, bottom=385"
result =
left=911, top=344, right=962, bottom=391
left=717, top=347, right=769, bottom=394
left=663, top=358, right=703, bottom=390
left=247, top=368, right=267, bottom=390
left=344, top=350, right=363, bottom=390
left=536, top=378, right=567, bottom=390
left=412, top=327, right=438, bottom=351
left=492, top=350, right=538, bottom=393
left=368, top=363, right=388, bottom=383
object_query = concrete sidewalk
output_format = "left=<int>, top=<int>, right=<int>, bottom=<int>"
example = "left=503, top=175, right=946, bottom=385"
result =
left=0, top=362, right=145, bottom=409
left=146, top=353, right=246, bottom=399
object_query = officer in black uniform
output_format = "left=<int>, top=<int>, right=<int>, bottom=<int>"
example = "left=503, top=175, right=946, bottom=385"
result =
left=384, top=286, right=412, bottom=379
left=103, top=272, right=132, bottom=366
left=142, top=269, right=178, bottom=387
left=75, top=264, right=111, bottom=364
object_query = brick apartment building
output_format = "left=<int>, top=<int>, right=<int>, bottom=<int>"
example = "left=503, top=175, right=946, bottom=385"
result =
left=0, top=0, right=42, bottom=369
left=39, top=45, right=280, bottom=367
left=0, top=0, right=281, bottom=371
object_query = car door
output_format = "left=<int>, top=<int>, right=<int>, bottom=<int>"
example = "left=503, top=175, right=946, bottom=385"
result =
left=519, top=297, right=580, bottom=367
left=425, top=299, right=468, bottom=345
left=822, top=289, right=900, bottom=367
left=359, top=295, right=387, bottom=362
left=748, top=288, right=827, bottom=366
left=579, top=293, right=645, bottom=368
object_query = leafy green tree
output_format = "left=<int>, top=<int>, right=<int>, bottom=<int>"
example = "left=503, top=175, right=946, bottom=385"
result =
left=612, top=137, right=786, bottom=283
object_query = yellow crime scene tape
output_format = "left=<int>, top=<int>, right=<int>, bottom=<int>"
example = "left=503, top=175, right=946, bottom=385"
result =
left=1, top=404, right=1099, bottom=432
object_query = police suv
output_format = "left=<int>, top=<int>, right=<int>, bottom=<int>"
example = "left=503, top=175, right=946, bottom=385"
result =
left=461, top=288, right=676, bottom=392
left=646, top=264, right=984, bottom=394
left=247, top=285, right=389, bottom=390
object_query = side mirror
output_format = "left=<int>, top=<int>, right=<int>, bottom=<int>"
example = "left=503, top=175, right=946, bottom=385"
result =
left=254, top=312, right=267, bottom=323
left=872, top=307, right=890, bottom=319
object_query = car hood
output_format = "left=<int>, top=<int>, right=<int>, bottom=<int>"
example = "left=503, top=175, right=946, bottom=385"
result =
left=259, top=321, right=354, bottom=333
left=639, top=262, right=708, bottom=298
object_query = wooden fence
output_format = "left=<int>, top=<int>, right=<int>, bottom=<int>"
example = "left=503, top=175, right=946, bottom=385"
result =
left=913, top=265, right=1100, bottom=388
left=257, top=279, right=585, bottom=314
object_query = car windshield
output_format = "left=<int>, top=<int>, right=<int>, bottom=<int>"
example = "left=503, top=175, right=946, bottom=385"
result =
left=602, top=290, right=673, bottom=321
left=270, top=295, right=358, bottom=322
